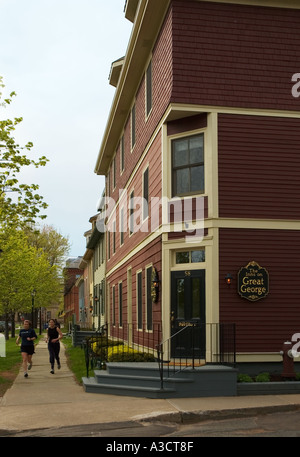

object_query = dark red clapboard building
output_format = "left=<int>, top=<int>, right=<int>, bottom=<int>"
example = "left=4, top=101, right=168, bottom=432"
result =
left=95, top=0, right=300, bottom=371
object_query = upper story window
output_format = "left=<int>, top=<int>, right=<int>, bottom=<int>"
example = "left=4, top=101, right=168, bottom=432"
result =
left=143, top=167, right=149, bottom=220
left=113, top=220, right=116, bottom=254
left=172, top=133, right=204, bottom=197
left=107, top=171, right=110, bottom=198
left=131, top=104, right=136, bottom=150
left=146, top=60, right=152, bottom=117
left=107, top=231, right=111, bottom=260
left=119, top=282, right=123, bottom=327
left=120, top=135, right=125, bottom=173
left=112, top=156, right=116, bottom=190
left=120, top=207, right=124, bottom=246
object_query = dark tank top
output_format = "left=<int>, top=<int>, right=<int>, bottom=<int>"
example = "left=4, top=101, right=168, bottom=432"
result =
left=48, top=326, right=59, bottom=342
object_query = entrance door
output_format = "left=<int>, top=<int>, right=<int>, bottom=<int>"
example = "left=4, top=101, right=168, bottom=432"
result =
left=171, top=270, right=205, bottom=358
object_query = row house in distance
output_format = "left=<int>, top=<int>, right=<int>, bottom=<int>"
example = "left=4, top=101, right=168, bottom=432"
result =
left=63, top=257, right=83, bottom=327
left=94, top=0, right=300, bottom=371
left=81, top=206, right=106, bottom=330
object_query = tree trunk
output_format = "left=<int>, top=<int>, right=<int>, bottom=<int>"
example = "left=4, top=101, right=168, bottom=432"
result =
left=10, top=312, right=15, bottom=338
left=5, top=312, right=9, bottom=341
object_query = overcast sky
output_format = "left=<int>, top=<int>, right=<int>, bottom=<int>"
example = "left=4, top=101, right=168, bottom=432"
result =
left=0, top=0, right=132, bottom=258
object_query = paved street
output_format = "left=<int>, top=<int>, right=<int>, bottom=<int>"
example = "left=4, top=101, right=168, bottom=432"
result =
left=170, top=409, right=300, bottom=437
left=2, top=409, right=300, bottom=437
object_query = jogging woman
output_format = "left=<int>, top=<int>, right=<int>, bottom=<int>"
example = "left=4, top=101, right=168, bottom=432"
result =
left=47, top=319, right=63, bottom=374
left=16, top=320, right=37, bottom=378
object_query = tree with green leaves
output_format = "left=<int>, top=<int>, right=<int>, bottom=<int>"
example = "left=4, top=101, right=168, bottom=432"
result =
left=0, top=228, right=62, bottom=340
left=0, top=77, right=48, bottom=227
left=0, top=79, right=68, bottom=338
left=25, top=224, right=70, bottom=267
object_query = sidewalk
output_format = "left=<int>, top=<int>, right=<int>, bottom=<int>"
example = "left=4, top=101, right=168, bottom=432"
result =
left=1, top=339, right=300, bottom=434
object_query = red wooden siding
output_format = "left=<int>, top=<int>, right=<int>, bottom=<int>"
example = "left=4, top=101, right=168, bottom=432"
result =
left=107, top=8, right=172, bottom=203
left=218, top=114, right=300, bottom=220
left=167, top=113, right=207, bottom=136
left=107, top=236, right=162, bottom=347
left=171, top=0, right=300, bottom=110
left=106, top=131, right=162, bottom=272
left=219, top=228, right=300, bottom=353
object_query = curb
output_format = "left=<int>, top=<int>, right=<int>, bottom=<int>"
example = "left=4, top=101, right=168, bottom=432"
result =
left=137, top=404, right=300, bottom=425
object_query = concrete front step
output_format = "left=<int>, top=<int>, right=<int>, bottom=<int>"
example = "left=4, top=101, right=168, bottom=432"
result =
left=94, top=369, right=194, bottom=388
left=82, top=377, right=177, bottom=398
left=105, top=362, right=172, bottom=377
left=105, top=362, right=200, bottom=380
left=82, top=363, right=238, bottom=398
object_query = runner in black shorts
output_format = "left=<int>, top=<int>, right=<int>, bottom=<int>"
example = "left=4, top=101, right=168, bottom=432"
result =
left=16, top=320, right=37, bottom=378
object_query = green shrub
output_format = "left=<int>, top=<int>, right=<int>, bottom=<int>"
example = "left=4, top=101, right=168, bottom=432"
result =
left=296, top=372, right=300, bottom=381
left=89, top=339, right=156, bottom=363
left=108, top=351, right=156, bottom=362
left=255, top=372, right=271, bottom=382
left=237, top=373, right=253, bottom=383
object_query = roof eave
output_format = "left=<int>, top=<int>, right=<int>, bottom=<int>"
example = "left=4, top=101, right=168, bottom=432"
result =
left=94, top=0, right=171, bottom=176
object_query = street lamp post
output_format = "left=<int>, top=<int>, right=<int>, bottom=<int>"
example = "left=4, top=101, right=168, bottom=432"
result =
left=31, top=289, right=36, bottom=329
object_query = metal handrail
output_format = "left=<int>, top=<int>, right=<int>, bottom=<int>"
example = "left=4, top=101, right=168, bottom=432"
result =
left=156, top=323, right=236, bottom=390
left=156, top=325, right=192, bottom=390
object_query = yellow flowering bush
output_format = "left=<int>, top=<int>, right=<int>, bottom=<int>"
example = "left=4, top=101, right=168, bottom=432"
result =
left=89, top=338, right=155, bottom=363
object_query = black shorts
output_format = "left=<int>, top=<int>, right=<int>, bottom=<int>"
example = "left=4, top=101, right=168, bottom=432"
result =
left=21, top=345, right=35, bottom=355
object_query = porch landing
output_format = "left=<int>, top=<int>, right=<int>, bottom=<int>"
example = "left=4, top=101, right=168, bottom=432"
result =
left=82, top=362, right=238, bottom=398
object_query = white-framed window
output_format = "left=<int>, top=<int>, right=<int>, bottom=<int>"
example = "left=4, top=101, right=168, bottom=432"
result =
left=118, top=281, right=123, bottom=327
left=131, top=104, right=136, bottom=150
left=146, top=265, right=153, bottom=331
left=113, top=156, right=116, bottom=190
left=112, top=285, right=116, bottom=326
left=175, top=249, right=205, bottom=264
left=143, top=167, right=149, bottom=221
left=120, top=135, right=125, bottom=173
left=137, top=270, right=143, bottom=330
left=120, top=207, right=124, bottom=246
left=113, top=220, right=116, bottom=254
left=146, top=59, right=152, bottom=117
left=172, top=133, right=204, bottom=197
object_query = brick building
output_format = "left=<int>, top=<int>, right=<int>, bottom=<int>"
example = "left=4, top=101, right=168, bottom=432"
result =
left=63, top=257, right=83, bottom=326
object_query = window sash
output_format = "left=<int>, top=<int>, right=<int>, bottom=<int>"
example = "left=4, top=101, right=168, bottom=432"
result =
left=120, top=135, right=125, bottom=172
left=137, top=271, right=143, bottom=330
left=172, top=133, right=204, bottom=197
left=146, top=60, right=152, bottom=117
left=143, top=167, right=149, bottom=220
left=119, top=282, right=123, bottom=327
left=146, top=267, right=153, bottom=331
left=131, top=104, right=136, bottom=149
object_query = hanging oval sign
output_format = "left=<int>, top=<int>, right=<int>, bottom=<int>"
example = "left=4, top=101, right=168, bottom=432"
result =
left=238, top=261, right=269, bottom=302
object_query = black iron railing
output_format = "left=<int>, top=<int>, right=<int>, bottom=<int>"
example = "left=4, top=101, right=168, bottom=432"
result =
left=156, top=323, right=236, bottom=390
left=83, top=322, right=162, bottom=377
left=83, top=322, right=236, bottom=383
